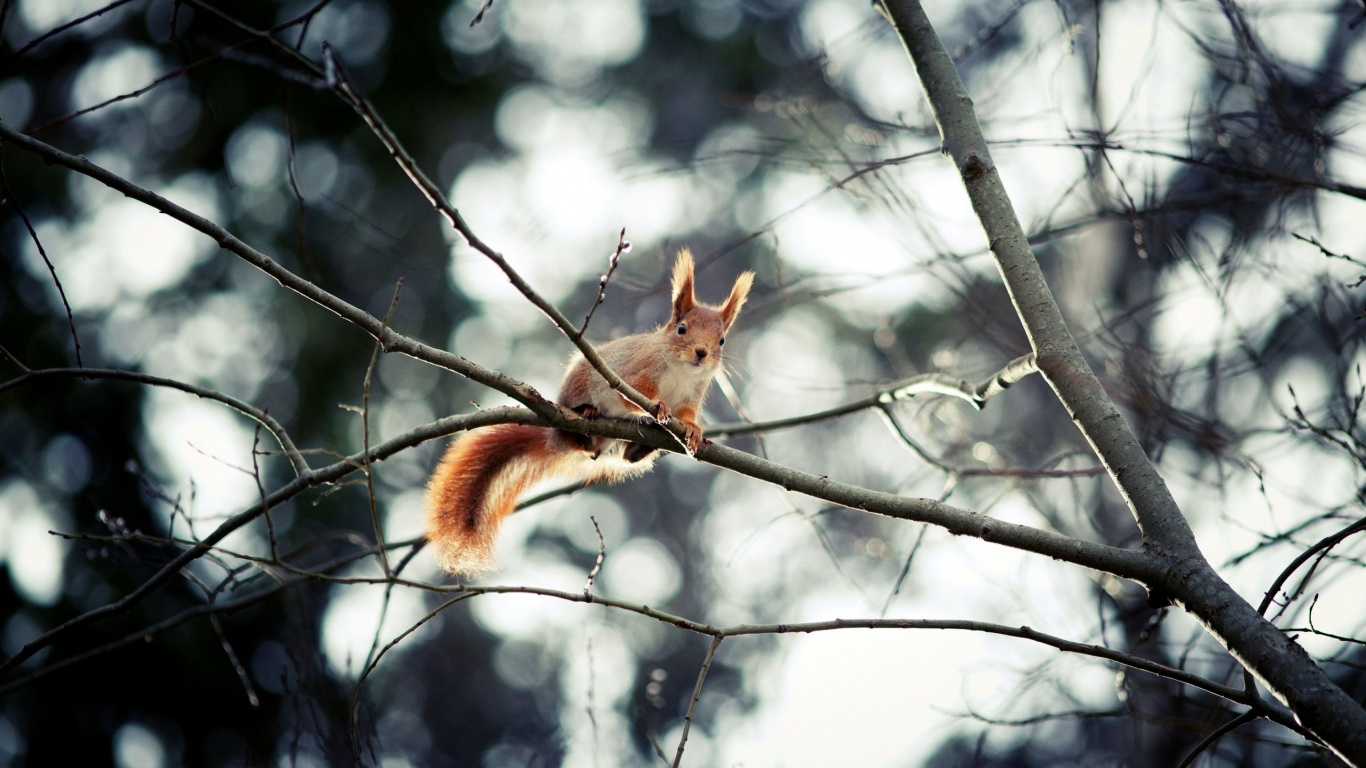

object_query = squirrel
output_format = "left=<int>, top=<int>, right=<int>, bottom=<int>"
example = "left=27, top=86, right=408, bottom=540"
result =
left=425, top=249, right=754, bottom=575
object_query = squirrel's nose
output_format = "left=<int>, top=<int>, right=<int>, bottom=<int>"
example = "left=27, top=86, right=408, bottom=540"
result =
left=694, top=348, right=708, bottom=360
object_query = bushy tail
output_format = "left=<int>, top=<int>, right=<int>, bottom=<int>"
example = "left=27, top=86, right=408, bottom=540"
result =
left=425, top=424, right=566, bottom=575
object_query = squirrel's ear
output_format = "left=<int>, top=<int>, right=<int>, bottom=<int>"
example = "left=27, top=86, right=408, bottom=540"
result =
left=719, top=270, right=754, bottom=329
left=670, top=249, right=696, bottom=321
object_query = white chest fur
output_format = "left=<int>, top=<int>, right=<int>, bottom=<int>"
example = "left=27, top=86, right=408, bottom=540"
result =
left=656, top=360, right=714, bottom=409
left=592, top=359, right=715, bottom=419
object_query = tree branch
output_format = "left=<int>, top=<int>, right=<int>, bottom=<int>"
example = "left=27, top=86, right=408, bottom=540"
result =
left=0, top=121, right=564, bottom=423
left=672, top=636, right=722, bottom=767
left=0, top=123, right=1155, bottom=583
left=320, top=47, right=663, bottom=419
left=0, top=367, right=309, bottom=476
left=709, top=353, right=1037, bottom=438
left=0, top=156, right=82, bottom=366
left=875, top=1, right=1366, bottom=762
left=0, top=406, right=538, bottom=677
left=1175, top=710, right=1259, bottom=768
left=293, top=578, right=1308, bottom=736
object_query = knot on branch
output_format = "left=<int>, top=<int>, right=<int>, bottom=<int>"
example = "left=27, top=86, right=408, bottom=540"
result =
left=960, top=153, right=990, bottom=179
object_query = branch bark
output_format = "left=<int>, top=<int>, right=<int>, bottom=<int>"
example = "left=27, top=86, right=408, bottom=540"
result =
left=0, top=406, right=540, bottom=677
left=0, top=124, right=1158, bottom=581
left=6, top=71, right=1347, bottom=757
left=0, top=121, right=562, bottom=423
left=876, top=1, right=1366, bottom=762
left=0, top=367, right=309, bottom=476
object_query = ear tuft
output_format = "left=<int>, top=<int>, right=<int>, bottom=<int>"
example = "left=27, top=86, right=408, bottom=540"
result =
left=671, top=249, right=696, bottom=321
left=720, top=270, right=754, bottom=328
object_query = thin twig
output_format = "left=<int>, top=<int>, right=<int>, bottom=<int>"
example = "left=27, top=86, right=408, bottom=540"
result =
left=708, top=353, right=1039, bottom=437
left=580, top=228, right=631, bottom=336
left=27, top=47, right=249, bottom=133
left=319, top=46, right=664, bottom=421
left=516, top=481, right=588, bottom=511
left=954, top=705, right=1127, bottom=727
left=470, top=0, right=495, bottom=27
left=362, top=280, right=404, bottom=579
left=349, top=592, right=477, bottom=763
left=583, top=516, right=606, bottom=595
left=879, top=524, right=927, bottom=617
left=209, top=613, right=261, bottom=708
left=1175, top=710, right=1258, bottom=768
left=11, top=0, right=138, bottom=57
left=282, top=83, right=321, bottom=281
left=0, top=156, right=82, bottom=367
left=672, top=636, right=723, bottom=767
left=585, top=637, right=601, bottom=768
left=0, top=344, right=28, bottom=374
left=1292, top=232, right=1366, bottom=268
left=1278, top=594, right=1366, bottom=648
left=361, top=580, right=398, bottom=674
left=317, top=579, right=1303, bottom=733
left=250, top=421, right=279, bottom=562
left=647, top=733, right=671, bottom=767
left=1258, top=514, right=1366, bottom=620
left=0, top=367, right=308, bottom=475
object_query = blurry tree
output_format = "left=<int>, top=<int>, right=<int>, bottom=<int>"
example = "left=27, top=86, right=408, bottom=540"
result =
left=0, top=0, right=1365, bottom=767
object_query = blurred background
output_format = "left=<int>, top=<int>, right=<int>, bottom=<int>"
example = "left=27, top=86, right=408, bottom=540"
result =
left=1, top=0, right=1365, bottom=765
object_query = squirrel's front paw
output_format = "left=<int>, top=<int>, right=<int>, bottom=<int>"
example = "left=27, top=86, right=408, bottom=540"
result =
left=682, top=422, right=704, bottom=455
left=652, top=400, right=672, bottom=425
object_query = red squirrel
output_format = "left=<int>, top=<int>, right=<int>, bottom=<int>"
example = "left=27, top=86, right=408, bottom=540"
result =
left=425, top=249, right=754, bottom=574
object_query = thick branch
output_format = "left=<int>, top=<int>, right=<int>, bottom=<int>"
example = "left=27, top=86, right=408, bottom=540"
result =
left=694, top=439, right=1147, bottom=577
left=876, top=0, right=1192, bottom=554
left=876, top=1, right=1366, bottom=762
left=0, top=392, right=1156, bottom=678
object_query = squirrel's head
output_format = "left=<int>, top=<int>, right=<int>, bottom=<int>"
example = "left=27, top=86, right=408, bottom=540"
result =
left=663, top=248, right=754, bottom=372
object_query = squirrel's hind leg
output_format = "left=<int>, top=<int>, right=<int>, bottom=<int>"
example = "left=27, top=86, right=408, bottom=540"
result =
left=560, top=403, right=603, bottom=454
left=623, top=442, right=659, bottom=463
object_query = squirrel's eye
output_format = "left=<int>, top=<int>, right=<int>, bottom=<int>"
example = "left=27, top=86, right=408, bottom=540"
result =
left=676, top=323, right=687, bottom=335
left=719, top=336, right=726, bottom=346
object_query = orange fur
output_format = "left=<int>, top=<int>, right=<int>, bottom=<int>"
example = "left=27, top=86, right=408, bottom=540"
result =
left=425, top=425, right=562, bottom=574
left=427, top=249, right=755, bottom=575
left=425, top=424, right=648, bottom=574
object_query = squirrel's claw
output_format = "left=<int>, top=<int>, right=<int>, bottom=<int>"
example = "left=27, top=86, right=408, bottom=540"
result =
left=653, top=400, right=672, bottom=425
left=682, top=422, right=704, bottom=455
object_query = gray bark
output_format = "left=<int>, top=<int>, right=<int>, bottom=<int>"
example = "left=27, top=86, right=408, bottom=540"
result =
left=876, top=1, right=1366, bottom=763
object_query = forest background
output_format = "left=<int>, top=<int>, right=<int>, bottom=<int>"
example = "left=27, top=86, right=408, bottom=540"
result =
left=1, top=0, right=1365, bottom=766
